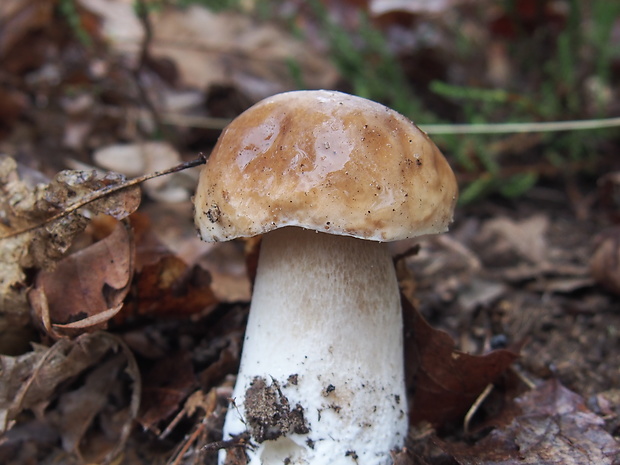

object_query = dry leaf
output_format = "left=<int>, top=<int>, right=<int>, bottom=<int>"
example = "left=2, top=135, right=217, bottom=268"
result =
left=480, top=215, right=549, bottom=265
left=588, top=389, right=620, bottom=436
left=0, top=333, right=140, bottom=449
left=50, top=353, right=128, bottom=455
left=138, top=350, right=197, bottom=432
left=440, top=380, right=620, bottom=465
left=0, top=332, right=141, bottom=464
left=0, top=158, right=39, bottom=346
left=40, top=169, right=141, bottom=222
left=125, top=254, right=218, bottom=320
left=590, top=227, right=620, bottom=295
left=0, top=0, right=54, bottom=71
left=1, top=157, right=140, bottom=271
left=403, top=297, right=519, bottom=428
left=0, top=158, right=140, bottom=351
left=148, top=6, right=337, bottom=100
left=29, top=220, right=135, bottom=338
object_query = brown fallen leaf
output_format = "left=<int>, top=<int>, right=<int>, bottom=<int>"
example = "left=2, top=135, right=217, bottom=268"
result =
left=1, top=157, right=141, bottom=351
left=124, top=253, right=218, bottom=320
left=0, top=0, right=54, bottom=73
left=0, top=332, right=140, bottom=465
left=147, top=5, right=338, bottom=99
left=29, top=219, right=135, bottom=338
left=49, top=353, right=128, bottom=456
left=0, top=157, right=43, bottom=353
left=138, top=350, right=197, bottom=433
left=440, top=380, right=620, bottom=465
left=590, top=227, right=620, bottom=295
left=403, top=296, right=519, bottom=428
left=588, top=389, right=620, bottom=437
left=39, top=168, right=142, bottom=223
left=479, top=215, right=550, bottom=265
left=4, top=166, right=140, bottom=271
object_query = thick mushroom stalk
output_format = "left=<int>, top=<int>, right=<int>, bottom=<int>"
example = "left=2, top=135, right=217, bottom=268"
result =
left=193, top=89, right=458, bottom=465
left=222, top=227, right=407, bottom=465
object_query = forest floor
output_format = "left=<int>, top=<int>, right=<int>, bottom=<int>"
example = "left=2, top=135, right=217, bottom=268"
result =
left=0, top=1, right=619, bottom=464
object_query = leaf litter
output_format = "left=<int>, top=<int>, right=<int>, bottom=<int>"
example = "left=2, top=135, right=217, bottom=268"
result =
left=437, top=380, right=620, bottom=465
left=0, top=1, right=619, bottom=464
left=0, top=332, right=140, bottom=465
left=29, top=218, right=135, bottom=338
left=403, top=297, right=519, bottom=429
left=0, top=156, right=141, bottom=353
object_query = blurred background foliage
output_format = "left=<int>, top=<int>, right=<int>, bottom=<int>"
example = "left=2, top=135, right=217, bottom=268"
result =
left=42, top=0, right=620, bottom=202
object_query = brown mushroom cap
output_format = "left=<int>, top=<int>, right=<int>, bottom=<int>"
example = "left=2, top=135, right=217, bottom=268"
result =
left=194, top=90, right=458, bottom=242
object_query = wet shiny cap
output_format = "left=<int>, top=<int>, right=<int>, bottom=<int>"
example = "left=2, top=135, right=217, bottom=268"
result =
left=194, top=90, right=458, bottom=242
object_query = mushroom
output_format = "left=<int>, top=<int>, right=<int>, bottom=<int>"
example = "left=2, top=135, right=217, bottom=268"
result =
left=194, top=90, right=458, bottom=465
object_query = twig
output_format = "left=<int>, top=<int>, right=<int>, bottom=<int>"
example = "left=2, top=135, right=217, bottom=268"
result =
left=169, top=421, right=207, bottom=465
left=157, top=113, right=620, bottom=134
left=510, top=365, right=537, bottom=390
left=0, top=155, right=207, bottom=240
left=463, top=383, right=494, bottom=435
left=420, top=117, right=620, bottom=134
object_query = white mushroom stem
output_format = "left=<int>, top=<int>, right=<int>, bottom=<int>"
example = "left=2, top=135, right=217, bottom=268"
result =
left=221, top=227, right=408, bottom=465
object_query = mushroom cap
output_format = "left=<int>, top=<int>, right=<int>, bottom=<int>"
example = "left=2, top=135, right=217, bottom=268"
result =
left=194, top=90, right=458, bottom=242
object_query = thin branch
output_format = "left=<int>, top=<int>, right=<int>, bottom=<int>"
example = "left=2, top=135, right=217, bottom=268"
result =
left=419, top=117, right=620, bottom=134
left=463, top=383, right=494, bottom=435
left=0, top=155, right=207, bottom=240
left=158, top=112, right=620, bottom=134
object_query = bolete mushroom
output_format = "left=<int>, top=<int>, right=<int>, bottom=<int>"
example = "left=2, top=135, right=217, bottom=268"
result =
left=194, top=90, right=458, bottom=465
